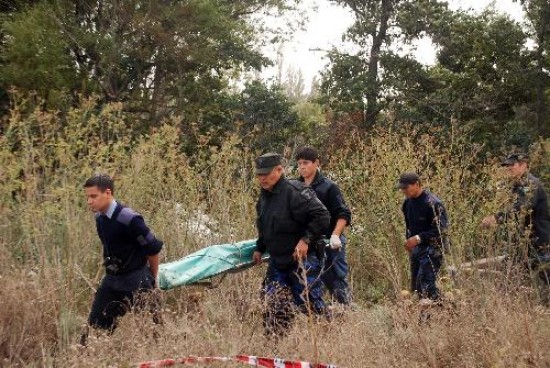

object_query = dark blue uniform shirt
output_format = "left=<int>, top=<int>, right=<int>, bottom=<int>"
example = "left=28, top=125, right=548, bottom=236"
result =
left=402, top=190, right=448, bottom=247
left=96, top=202, right=163, bottom=274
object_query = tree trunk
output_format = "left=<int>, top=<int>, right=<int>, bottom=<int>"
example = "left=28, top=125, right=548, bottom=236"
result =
left=536, top=30, right=546, bottom=136
left=535, top=6, right=549, bottom=137
left=365, top=0, right=393, bottom=127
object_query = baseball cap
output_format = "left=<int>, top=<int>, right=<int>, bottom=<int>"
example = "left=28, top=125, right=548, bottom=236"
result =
left=501, top=153, right=529, bottom=166
left=397, top=172, right=420, bottom=189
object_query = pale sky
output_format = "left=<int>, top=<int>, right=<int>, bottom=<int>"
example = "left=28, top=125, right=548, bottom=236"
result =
left=263, top=0, right=525, bottom=91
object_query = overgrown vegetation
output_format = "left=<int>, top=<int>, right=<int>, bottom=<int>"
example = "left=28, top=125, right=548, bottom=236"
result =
left=1, top=0, right=550, bottom=366
left=1, top=100, right=549, bottom=366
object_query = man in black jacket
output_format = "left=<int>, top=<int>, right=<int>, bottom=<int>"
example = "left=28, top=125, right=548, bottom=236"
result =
left=482, top=154, right=550, bottom=302
left=83, top=174, right=163, bottom=340
left=252, top=153, right=330, bottom=333
left=399, top=172, right=449, bottom=300
left=295, top=147, right=352, bottom=305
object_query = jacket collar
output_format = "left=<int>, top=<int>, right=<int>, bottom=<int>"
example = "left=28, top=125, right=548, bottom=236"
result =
left=263, top=176, right=286, bottom=194
left=103, top=200, right=118, bottom=219
left=299, top=169, right=324, bottom=187
left=513, top=172, right=532, bottom=186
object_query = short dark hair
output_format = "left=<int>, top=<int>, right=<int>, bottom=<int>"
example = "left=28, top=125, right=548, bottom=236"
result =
left=84, top=174, right=114, bottom=194
left=295, top=146, right=319, bottom=162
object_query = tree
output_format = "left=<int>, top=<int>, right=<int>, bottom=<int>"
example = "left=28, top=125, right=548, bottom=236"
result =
left=321, top=0, right=448, bottom=127
left=0, top=0, right=299, bottom=128
left=235, top=80, right=299, bottom=151
left=516, top=0, right=550, bottom=137
left=393, top=9, right=537, bottom=147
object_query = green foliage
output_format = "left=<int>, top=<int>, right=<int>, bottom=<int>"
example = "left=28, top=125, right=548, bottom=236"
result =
left=0, top=3, right=85, bottom=107
left=235, top=80, right=300, bottom=151
left=0, top=0, right=300, bottom=129
left=516, top=0, right=550, bottom=136
left=322, top=1, right=548, bottom=148
left=399, top=10, right=536, bottom=147
left=322, top=0, right=451, bottom=126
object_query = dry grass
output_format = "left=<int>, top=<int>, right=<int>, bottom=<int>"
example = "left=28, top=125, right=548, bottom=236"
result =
left=1, top=100, right=550, bottom=367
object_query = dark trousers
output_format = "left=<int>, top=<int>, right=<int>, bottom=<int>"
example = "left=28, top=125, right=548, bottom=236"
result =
left=88, top=267, right=156, bottom=332
left=321, top=238, right=351, bottom=304
left=262, top=255, right=325, bottom=334
left=410, top=246, right=442, bottom=300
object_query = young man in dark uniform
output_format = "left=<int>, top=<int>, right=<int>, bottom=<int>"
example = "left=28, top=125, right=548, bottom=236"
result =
left=83, top=174, right=163, bottom=338
left=295, top=147, right=352, bottom=305
left=252, top=153, right=330, bottom=333
left=399, top=172, right=449, bottom=300
left=482, top=154, right=550, bottom=303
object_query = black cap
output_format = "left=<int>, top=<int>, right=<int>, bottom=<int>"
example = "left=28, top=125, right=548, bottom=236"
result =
left=501, top=153, right=529, bottom=166
left=397, top=172, right=420, bottom=189
left=255, top=153, right=283, bottom=175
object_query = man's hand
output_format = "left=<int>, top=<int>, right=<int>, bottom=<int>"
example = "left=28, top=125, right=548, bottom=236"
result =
left=404, top=235, right=421, bottom=252
left=293, top=240, right=309, bottom=261
left=330, top=234, right=342, bottom=250
left=253, top=251, right=263, bottom=265
left=481, top=215, right=497, bottom=228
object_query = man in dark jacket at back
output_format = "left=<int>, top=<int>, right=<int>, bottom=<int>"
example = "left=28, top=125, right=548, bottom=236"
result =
left=482, top=154, right=550, bottom=303
left=399, top=172, right=449, bottom=300
left=295, top=146, right=352, bottom=305
left=252, top=153, right=330, bottom=334
left=82, top=174, right=163, bottom=343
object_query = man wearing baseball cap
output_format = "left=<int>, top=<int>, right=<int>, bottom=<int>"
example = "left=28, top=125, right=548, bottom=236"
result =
left=252, top=152, right=330, bottom=334
left=482, top=154, right=550, bottom=303
left=399, top=172, right=449, bottom=300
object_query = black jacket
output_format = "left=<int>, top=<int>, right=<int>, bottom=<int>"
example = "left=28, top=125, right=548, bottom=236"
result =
left=298, top=171, right=352, bottom=236
left=402, top=190, right=449, bottom=248
left=255, top=176, right=330, bottom=269
left=497, top=173, right=550, bottom=248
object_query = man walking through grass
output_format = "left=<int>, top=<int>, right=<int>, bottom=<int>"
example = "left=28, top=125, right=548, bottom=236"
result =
left=481, top=154, right=550, bottom=304
left=252, top=153, right=330, bottom=334
left=399, top=172, right=449, bottom=300
left=81, top=174, right=163, bottom=344
left=295, top=146, right=353, bottom=305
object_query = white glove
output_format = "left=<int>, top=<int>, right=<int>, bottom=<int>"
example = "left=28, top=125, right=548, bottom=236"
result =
left=330, top=234, right=342, bottom=250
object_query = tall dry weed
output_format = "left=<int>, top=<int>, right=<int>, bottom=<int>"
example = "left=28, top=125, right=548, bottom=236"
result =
left=1, top=100, right=549, bottom=366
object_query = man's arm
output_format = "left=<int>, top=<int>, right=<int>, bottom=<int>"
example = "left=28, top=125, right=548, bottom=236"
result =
left=148, top=253, right=160, bottom=280
left=402, top=200, right=410, bottom=238
left=290, top=188, right=329, bottom=260
left=292, top=188, right=330, bottom=246
left=253, top=198, right=266, bottom=265
left=332, top=218, right=348, bottom=237
left=128, top=216, right=163, bottom=258
left=327, top=185, right=352, bottom=232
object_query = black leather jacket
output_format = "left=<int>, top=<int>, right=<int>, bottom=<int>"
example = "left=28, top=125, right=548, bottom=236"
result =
left=255, top=176, right=330, bottom=269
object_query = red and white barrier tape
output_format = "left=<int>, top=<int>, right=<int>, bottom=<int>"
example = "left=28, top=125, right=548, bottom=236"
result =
left=137, top=355, right=337, bottom=368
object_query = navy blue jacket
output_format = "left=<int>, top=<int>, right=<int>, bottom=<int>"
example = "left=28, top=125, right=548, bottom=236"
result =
left=95, top=202, right=163, bottom=274
left=402, top=190, right=449, bottom=248
left=255, top=177, right=330, bottom=269
left=298, top=171, right=352, bottom=236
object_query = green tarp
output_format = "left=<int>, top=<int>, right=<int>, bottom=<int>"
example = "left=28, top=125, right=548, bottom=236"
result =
left=158, top=239, right=268, bottom=290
